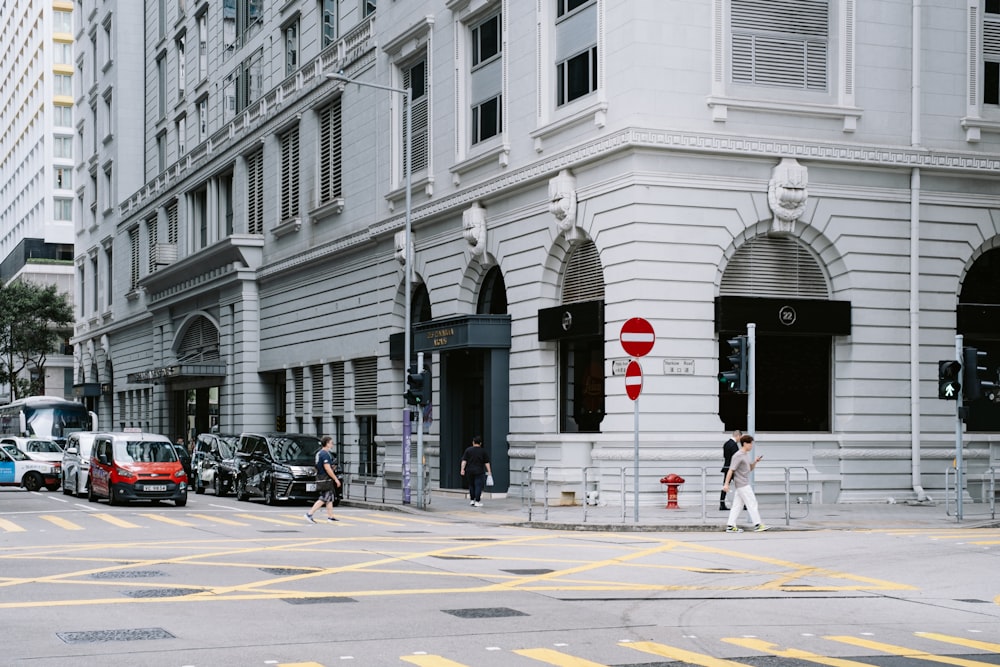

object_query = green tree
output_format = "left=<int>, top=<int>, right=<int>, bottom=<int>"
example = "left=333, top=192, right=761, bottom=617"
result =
left=0, top=281, right=74, bottom=400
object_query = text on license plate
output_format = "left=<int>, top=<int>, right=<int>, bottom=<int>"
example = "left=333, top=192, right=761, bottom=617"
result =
left=306, top=483, right=317, bottom=492
left=144, top=484, right=167, bottom=491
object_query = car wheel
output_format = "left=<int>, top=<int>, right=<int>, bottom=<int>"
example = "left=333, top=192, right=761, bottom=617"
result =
left=75, top=473, right=87, bottom=498
left=108, top=486, right=120, bottom=506
left=22, top=472, right=43, bottom=492
left=175, top=494, right=187, bottom=507
left=62, top=472, right=73, bottom=495
left=87, top=482, right=97, bottom=503
left=235, top=476, right=249, bottom=501
left=265, top=479, right=278, bottom=506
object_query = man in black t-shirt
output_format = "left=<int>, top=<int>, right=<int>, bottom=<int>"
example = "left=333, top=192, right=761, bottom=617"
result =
left=305, top=436, right=341, bottom=523
left=460, top=435, right=492, bottom=508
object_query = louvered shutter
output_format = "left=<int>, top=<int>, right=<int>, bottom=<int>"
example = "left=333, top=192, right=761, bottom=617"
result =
left=247, top=148, right=264, bottom=234
left=178, top=317, right=220, bottom=361
left=280, top=127, right=300, bottom=221
left=731, top=0, right=828, bottom=91
left=985, top=11, right=1000, bottom=61
left=167, top=202, right=179, bottom=243
left=353, top=357, right=377, bottom=414
left=720, top=236, right=829, bottom=298
left=147, top=217, right=158, bottom=272
left=129, top=227, right=140, bottom=288
left=319, top=101, right=343, bottom=204
left=561, top=240, right=605, bottom=304
left=403, top=57, right=429, bottom=173
left=330, top=361, right=345, bottom=416
left=293, top=368, right=304, bottom=416
left=311, top=364, right=324, bottom=413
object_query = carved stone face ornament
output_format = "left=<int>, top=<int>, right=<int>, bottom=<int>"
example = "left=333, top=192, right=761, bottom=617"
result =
left=548, top=169, right=579, bottom=238
left=462, top=202, right=487, bottom=259
left=767, top=158, right=809, bottom=235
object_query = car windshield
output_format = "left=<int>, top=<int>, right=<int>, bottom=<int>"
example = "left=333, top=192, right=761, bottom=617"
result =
left=114, top=440, right=178, bottom=463
left=26, top=440, right=62, bottom=453
left=269, top=436, right=321, bottom=465
left=218, top=437, right=238, bottom=459
left=2, top=446, right=29, bottom=461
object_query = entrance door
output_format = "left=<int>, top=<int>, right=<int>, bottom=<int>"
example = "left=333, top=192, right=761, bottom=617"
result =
left=440, top=349, right=484, bottom=489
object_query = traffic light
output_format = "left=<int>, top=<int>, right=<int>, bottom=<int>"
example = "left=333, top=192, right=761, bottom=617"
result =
left=718, top=335, right=748, bottom=393
left=962, top=347, right=997, bottom=402
left=937, top=359, right=961, bottom=400
left=404, top=365, right=432, bottom=406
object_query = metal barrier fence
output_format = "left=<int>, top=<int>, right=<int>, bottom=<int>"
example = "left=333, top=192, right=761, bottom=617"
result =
left=522, top=465, right=814, bottom=526
left=944, top=466, right=996, bottom=521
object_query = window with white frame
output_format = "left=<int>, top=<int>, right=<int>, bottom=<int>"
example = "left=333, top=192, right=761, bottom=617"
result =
left=91, top=256, right=99, bottom=312
left=284, top=20, right=299, bottom=76
left=54, top=198, right=73, bottom=221
left=555, top=0, right=598, bottom=107
left=363, top=0, right=376, bottom=17
left=318, top=99, right=343, bottom=206
left=55, top=166, right=72, bottom=189
left=54, top=41, right=73, bottom=65
left=402, top=53, right=429, bottom=173
left=54, top=135, right=73, bottom=158
left=53, top=104, right=72, bottom=127
left=105, top=245, right=113, bottom=307
left=247, top=147, right=264, bottom=234
left=129, top=226, right=140, bottom=289
left=320, top=0, right=337, bottom=47
left=223, top=49, right=263, bottom=119
left=157, top=54, right=166, bottom=117
left=102, top=16, right=113, bottom=67
left=156, top=131, right=167, bottom=173
left=198, top=11, right=208, bottom=79
left=279, top=125, right=301, bottom=222
left=54, top=73, right=73, bottom=96
left=982, top=1, right=1000, bottom=105
left=53, top=9, right=72, bottom=33
left=730, top=0, right=828, bottom=91
left=176, top=34, right=186, bottom=96
left=103, top=164, right=113, bottom=211
left=197, top=96, right=208, bottom=141
left=470, top=11, right=502, bottom=144
left=176, top=115, right=186, bottom=155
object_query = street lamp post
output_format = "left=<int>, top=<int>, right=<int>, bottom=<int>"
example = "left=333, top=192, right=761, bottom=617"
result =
left=326, top=72, right=421, bottom=507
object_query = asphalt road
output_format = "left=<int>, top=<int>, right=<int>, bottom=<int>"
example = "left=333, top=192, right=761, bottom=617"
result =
left=1, top=487, right=999, bottom=666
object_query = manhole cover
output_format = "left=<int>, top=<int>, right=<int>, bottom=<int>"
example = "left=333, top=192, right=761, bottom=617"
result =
left=502, top=569, right=553, bottom=575
left=57, top=628, right=175, bottom=644
left=282, top=596, right=356, bottom=604
left=90, top=570, right=166, bottom=580
left=121, top=588, right=204, bottom=598
left=442, top=607, right=528, bottom=619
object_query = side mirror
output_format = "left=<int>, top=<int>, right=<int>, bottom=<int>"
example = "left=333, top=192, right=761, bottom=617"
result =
left=66, top=447, right=78, bottom=455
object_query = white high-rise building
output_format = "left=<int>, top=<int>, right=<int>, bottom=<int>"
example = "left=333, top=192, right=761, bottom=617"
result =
left=72, top=1, right=1000, bottom=507
left=0, top=1, right=77, bottom=401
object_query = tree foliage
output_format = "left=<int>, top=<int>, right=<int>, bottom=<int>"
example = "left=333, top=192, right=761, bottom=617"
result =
left=0, top=281, right=74, bottom=400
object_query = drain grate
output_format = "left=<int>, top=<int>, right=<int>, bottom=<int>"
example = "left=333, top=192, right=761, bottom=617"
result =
left=121, top=588, right=205, bottom=598
left=443, top=607, right=528, bottom=619
left=957, top=598, right=990, bottom=603
left=282, top=595, right=357, bottom=605
left=432, top=555, right=484, bottom=560
left=57, top=628, right=176, bottom=644
left=259, top=567, right=319, bottom=576
left=501, top=569, right=553, bottom=575
left=90, top=570, right=166, bottom=580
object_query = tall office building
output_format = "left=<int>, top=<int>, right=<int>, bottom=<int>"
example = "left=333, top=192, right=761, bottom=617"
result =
left=73, top=1, right=1000, bottom=506
left=0, top=1, right=77, bottom=401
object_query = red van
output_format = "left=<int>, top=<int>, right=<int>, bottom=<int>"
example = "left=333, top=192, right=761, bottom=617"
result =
left=88, top=432, right=188, bottom=506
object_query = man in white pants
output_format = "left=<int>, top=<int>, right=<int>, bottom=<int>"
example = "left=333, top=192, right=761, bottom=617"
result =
left=722, top=434, right=769, bottom=533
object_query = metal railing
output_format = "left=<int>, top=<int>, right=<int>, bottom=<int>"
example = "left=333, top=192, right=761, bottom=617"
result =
left=944, top=466, right=996, bottom=521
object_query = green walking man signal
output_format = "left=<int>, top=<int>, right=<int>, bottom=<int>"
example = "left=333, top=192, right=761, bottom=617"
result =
left=938, top=359, right=961, bottom=400
left=404, top=365, right=432, bottom=406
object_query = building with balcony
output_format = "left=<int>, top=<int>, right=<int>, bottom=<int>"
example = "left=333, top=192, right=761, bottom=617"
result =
left=73, top=0, right=1000, bottom=505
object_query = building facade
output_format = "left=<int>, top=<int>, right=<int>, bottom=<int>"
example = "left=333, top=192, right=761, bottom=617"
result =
left=0, top=0, right=78, bottom=401
left=72, top=0, right=1000, bottom=505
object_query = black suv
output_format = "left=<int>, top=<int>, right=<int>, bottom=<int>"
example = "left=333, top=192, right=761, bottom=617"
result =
left=234, top=433, right=321, bottom=504
left=192, top=433, right=239, bottom=496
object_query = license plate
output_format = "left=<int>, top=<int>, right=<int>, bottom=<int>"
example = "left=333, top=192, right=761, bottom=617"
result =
left=306, top=483, right=317, bottom=492
left=144, top=484, right=167, bottom=492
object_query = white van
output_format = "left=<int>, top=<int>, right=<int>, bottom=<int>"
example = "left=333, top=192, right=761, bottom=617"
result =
left=62, top=431, right=97, bottom=498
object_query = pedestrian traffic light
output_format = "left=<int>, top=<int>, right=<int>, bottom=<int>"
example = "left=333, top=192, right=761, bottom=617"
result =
left=962, top=347, right=997, bottom=402
left=718, top=335, right=748, bottom=393
left=937, top=359, right=961, bottom=400
left=419, top=364, right=432, bottom=406
left=404, top=365, right=425, bottom=406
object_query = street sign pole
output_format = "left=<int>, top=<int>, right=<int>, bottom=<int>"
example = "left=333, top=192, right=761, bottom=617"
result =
left=633, top=395, right=640, bottom=522
left=620, top=319, right=654, bottom=523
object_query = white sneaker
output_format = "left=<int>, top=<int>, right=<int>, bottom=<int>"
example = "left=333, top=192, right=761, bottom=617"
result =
left=470, top=500, right=476, bottom=506
left=474, top=501, right=483, bottom=507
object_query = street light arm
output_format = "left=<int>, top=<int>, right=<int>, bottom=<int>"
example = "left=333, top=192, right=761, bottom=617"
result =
left=325, top=72, right=409, bottom=98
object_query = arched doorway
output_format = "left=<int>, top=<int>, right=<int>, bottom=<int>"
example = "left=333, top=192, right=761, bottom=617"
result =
left=958, top=247, right=1000, bottom=431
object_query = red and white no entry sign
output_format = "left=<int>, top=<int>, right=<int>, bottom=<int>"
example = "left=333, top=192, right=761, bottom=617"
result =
left=625, top=360, right=643, bottom=400
left=620, top=317, right=655, bottom=358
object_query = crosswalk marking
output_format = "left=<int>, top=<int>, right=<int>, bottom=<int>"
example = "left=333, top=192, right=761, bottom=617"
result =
left=915, top=631, right=1000, bottom=653
left=234, top=513, right=302, bottom=526
left=513, top=647, right=608, bottom=666
left=400, top=655, right=469, bottom=666
left=0, top=517, right=26, bottom=532
left=622, top=640, right=751, bottom=666
left=90, top=513, right=140, bottom=528
left=825, top=635, right=998, bottom=667
left=722, top=637, right=875, bottom=666
left=38, top=515, right=83, bottom=531
left=186, top=513, right=248, bottom=526
left=137, top=513, right=196, bottom=527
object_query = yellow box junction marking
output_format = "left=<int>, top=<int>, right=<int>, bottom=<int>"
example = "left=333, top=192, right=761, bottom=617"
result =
left=723, top=637, right=877, bottom=666
left=0, top=517, right=26, bottom=532
left=826, top=635, right=998, bottom=667
left=514, top=646, right=609, bottom=666
left=90, top=513, right=140, bottom=528
left=623, top=640, right=752, bottom=666
left=400, top=655, right=470, bottom=666
left=39, top=515, right=83, bottom=530
left=915, top=632, right=1000, bottom=653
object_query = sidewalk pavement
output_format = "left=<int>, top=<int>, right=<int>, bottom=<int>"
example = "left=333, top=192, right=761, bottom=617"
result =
left=344, top=488, right=1000, bottom=532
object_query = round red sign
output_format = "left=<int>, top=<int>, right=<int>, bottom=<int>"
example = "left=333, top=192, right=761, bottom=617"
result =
left=620, top=317, right=655, bottom=358
left=625, top=360, right=643, bottom=401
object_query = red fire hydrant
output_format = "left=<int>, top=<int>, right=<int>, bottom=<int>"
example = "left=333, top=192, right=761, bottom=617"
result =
left=660, top=474, right=685, bottom=509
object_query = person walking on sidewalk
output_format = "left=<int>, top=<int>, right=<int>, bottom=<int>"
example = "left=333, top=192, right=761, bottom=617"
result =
left=719, top=429, right=741, bottom=510
left=305, top=436, right=341, bottom=523
left=460, top=435, right=492, bottom=507
left=722, top=434, right=768, bottom=532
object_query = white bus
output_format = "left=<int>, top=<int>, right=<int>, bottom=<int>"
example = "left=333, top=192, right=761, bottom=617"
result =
left=0, top=396, right=97, bottom=445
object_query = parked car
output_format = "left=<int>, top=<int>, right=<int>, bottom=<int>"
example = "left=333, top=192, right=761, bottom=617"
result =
left=0, top=445, right=61, bottom=491
left=172, top=442, right=193, bottom=481
left=1, top=436, right=64, bottom=465
left=192, top=433, right=239, bottom=495
left=88, top=432, right=188, bottom=506
left=61, top=432, right=97, bottom=497
left=234, top=433, right=321, bottom=505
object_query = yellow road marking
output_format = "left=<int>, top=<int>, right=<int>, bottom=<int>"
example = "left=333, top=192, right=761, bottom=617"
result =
left=0, top=518, right=26, bottom=532
left=39, top=515, right=83, bottom=531
left=623, top=640, right=752, bottom=666
left=278, top=663, right=325, bottom=667
left=915, top=632, right=1000, bottom=654
left=138, top=513, right=195, bottom=527
left=186, top=513, right=248, bottom=526
left=234, top=513, right=303, bottom=526
left=825, top=635, right=997, bottom=666
left=723, top=637, right=875, bottom=666
left=401, top=655, right=470, bottom=666
left=90, top=513, right=140, bottom=528
left=514, top=646, right=609, bottom=665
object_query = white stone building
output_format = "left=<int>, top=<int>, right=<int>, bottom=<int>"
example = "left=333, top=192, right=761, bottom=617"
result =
left=72, top=0, right=1000, bottom=505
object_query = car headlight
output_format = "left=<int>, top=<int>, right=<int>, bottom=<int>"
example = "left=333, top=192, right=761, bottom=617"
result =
left=174, top=469, right=186, bottom=478
left=115, top=467, right=136, bottom=479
